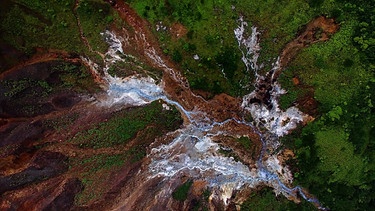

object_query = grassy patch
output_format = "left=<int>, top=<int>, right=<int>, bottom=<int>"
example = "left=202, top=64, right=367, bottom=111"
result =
left=236, top=0, right=314, bottom=69
left=126, top=0, right=324, bottom=96
left=172, top=180, right=193, bottom=201
left=0, top=61, right=98, bottom=117
left=236, top=136, right=259, bottom=160
left=277, top=67, right=311, bottom=110
left=291, top=22, right=369, bottom=110
left=1, top=0, right=83, bottom=53
left=217, top=137, right=257, bottom=163
left=43, top=113, right=80, bottom=132
left=0, top=62, right=98, bottom=94
left=106, top=54, right=163, bottom=80
left=241, top=187, right=315, bottom=211
left=53, top=62, right=101, bottom=93
left=70, top=101, right=182, bottom=149
left=236, top=136, right=252, bottom=150
left=293, top=79, right=375, bottom=210
left=0, top=0, right=112, bottom=60
left=76, top=0, right=113, bottom=53
left=70, top=101, right=182, bottom=205
left=127, top=0, right=250, bottom=96
left=218, top=146, right=241, bottom=162
left=71, top=153, right=128, bottom=205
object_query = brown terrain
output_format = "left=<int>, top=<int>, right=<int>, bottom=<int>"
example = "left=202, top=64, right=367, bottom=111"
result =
left=0, top=0, right=339, bottom=210
left=251, top=16, right=339, bottom=110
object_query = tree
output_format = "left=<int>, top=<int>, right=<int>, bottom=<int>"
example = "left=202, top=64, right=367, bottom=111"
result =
left=315, top=129, right=365, bottom=186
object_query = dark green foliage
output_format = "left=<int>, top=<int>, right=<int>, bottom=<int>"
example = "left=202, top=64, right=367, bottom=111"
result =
left=128, top=0, right=248, bottom=96
left=172, top=180, right=193, bottom=201
left=95, top=118, right=144, bottom=145
left=70, top=101, right=183, bottom=205
left=71, top=101, right=182, bottom=149
left=258, top=1, right=375, bottom=209
left=308, top=0, right=324, bottom=8
left=187, top=30, right=194, bottom=39
left=77, top=154, right=126, bottom=174
left=236, top=136, right=252, bottom=149
left=52, top=63, right=100, bottom=92
left=215, top=46, right=240, bottom=80
left=343, top=0, right=375, bottom=66
left=43, top=113, right=79, bottom=132
left=293, top=80, right=375, bottom=210
left=0, top=0, right=82, bottom=53
left=1, top=78, right=49, bottom=98
left=241, top=188, right=315, bottom=210
left=218, top=146, right=241, bottom=162
left=343, top=58, right=354, bottom=67
left=1, top=0, right=374, bottom=209
left=172, top=49, right=183, bottom=63
left=76, top=0, right=111, bottom=52
left=330, top=8, right=343, bottom=20
left=70, top=153, right=128, bottom=204
left=0, top=0, right=111, bottom=59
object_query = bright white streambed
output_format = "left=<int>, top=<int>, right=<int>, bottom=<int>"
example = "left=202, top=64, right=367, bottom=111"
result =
left=85, top=18, right=325, bottom=209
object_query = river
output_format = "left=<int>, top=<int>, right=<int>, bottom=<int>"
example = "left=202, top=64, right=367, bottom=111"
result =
left=80, top=13, right=327, bottom=209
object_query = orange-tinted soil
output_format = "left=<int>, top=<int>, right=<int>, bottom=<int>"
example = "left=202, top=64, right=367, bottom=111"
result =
left=252, top=16, right=339, bottom=108
left=0, top=0, right=339, bottom=209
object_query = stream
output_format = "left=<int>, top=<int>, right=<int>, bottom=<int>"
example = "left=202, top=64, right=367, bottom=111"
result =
left=83, top=15, right=326, bottom=210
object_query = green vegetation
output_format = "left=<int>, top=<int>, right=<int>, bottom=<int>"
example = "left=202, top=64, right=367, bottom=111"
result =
left=236, top=136, right=252, bottom=149
left=315, top=129, right=365, bottom=186
left=1, top=78, right=50, bottom=98
left=53, top=62, right=101, bottom=92
left=274, top=0, right=375, bottom=210
left=126, top=0, right=332, bottom=96
left=236, top=0, right=313, bottom=69
left=76, top=0, right=113, bottom=53
left=0, top=61, right=98, bottom=117
left=43, top=113, right=80, bottom=132
left=71, top=153, right=128, bottom=205
left=117, top=0, right=373, bottom=209
left=106, top=54, right=163, bottom=80
left=70, top=101, right=182, bottom=149
left=238, top=136, right=259, bottom=160
left=72, top=116, right=145, bottom=149
left=172, top=180, right=209, bottom=210
left=0, top=0, right=114, bottom=65
left=73, top=154, right=126, bottom=175
left=70, top=101, right=182, bottom=205
left=127, top=0, right=248, bottom=97
left=1, top=0, right=83, bottom=54
left=1, top=0, right=84, bottom=53
left=241, top=188, right=315, bottom=211
left=282, top=21, right=371, bottom=111
left=291, top=80, right=375, bottom=210
left=172, top=180, right=193, bottom=201
left=218, top=136, right=259, bottom=165
left=218, top=145, right=241, bottom=162
left=1, top=0, right=374, bottom=209
left=0, top=63, right=97, bottom=94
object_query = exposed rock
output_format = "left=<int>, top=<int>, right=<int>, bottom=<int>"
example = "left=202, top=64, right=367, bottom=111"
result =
left=0, top=151, right=68, bottom=194
left=0, top=2, right=338, bottom=209
left=1, top=177, right=82, bottom=211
